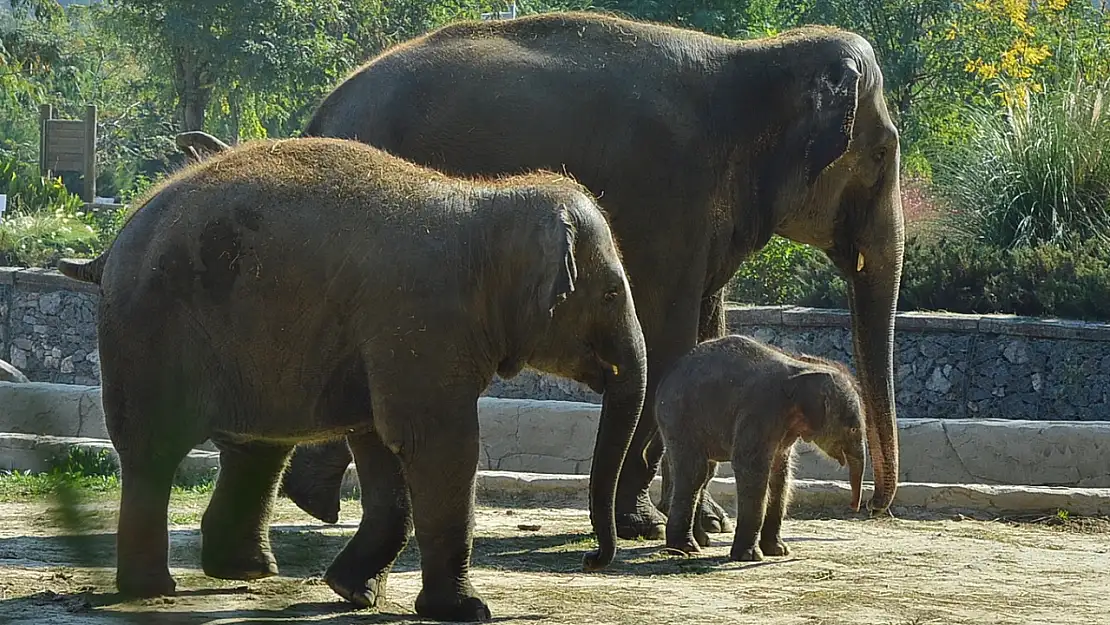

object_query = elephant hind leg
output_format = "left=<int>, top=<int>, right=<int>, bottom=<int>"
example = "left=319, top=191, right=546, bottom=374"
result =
left=106, top=385, right=204, bottom=597
left=325, top=432, right=412, bottom=609
left=201, top=439, right=293, bottom=580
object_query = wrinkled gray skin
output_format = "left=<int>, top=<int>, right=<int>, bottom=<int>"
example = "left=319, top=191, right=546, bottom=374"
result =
left=55, top=138, right=648, bottom=623
left=283, top=11, right=906, bottom=542
left=656, top=335, right=866, bottom=561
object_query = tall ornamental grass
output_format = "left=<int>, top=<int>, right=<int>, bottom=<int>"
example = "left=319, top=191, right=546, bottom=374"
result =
left=933, top=78, right=1110, bottom=248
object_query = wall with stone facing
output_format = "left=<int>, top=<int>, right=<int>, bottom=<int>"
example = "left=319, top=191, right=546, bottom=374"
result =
left=3, top=267, right=1110, bottom=421
left=1, top=268, right=100, bottom=386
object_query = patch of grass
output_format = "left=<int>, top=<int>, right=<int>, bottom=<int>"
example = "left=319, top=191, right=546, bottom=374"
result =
left=0, top=209, right=101, bottom=267
left=0, top=470, right=119, bottom=502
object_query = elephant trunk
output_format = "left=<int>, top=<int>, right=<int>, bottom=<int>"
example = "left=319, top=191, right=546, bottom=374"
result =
left=583, top=322, right=647, bottom=571
left=846, top=442, right=867, bottom=512
left=847, top=178, right=905, bottom=515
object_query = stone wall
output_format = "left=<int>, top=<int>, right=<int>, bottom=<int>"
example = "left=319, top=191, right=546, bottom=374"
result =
left=3, top=267, right=1110, bottom=421
left=0, top=268, right=100, bottom=386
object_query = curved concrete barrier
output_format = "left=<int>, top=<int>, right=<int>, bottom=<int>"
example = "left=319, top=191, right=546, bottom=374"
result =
left=4, top=382, right=1110, bottom=488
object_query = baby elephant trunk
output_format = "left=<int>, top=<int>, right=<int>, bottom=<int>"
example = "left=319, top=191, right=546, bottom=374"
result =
left=846, top=443, right=867, bottom=512
left=849, top=457, right=865, bottom=512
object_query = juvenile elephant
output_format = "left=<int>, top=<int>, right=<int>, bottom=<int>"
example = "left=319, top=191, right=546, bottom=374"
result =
left=56, top=137, right=648, bottom=622
left=282, top=11, right=907, bottom=542
left=656, top=335, right=866, bottom=561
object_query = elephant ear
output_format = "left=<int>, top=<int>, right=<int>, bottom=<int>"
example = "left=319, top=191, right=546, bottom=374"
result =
left=805, top=58, right=862, bottom=184
left=783, top=370, right=834, bottom=432
left=533, top=207, right=579, bottom=321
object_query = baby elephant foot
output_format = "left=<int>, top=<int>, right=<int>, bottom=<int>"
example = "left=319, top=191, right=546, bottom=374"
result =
left=325, top=569, right=390, bottom=608
left=117, top=569, right=176, bottom=598
left=694, top=523, right=711, bottom=548
left=697, top=493, right=734, bottom=535
left=616, top=494, right=667, bottom=540
left=415, top=588, right=492, bottom=623
left=759, top=539, right=790, bottom=557
left=729, top=544, right=764, bottom=562
left=202, top=543, right=279, bottom=581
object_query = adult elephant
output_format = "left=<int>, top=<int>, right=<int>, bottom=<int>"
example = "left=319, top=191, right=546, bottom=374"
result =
left=282, top=12, right=906, bottom=539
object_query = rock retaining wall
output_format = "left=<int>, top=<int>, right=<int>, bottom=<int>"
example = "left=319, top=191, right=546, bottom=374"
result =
left=4, top=267, right=1110, bottom=421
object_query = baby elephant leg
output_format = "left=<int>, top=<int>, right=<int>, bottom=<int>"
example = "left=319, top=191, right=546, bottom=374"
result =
left=758, top=447, right=794, bottom=557
left=729, top=441, right=774, bottom=562
left=663, top=446, right=714, bottom=554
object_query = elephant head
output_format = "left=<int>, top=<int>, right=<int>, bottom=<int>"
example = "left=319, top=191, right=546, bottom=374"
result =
left=509, top=189, right=649, bottom=570
left=757, top=31, right=905, bottom=513
left=785, top=366, right=867, bottom=511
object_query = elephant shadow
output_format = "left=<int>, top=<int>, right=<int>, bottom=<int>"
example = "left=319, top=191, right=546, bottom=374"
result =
left=0, top=521, right=810, bottom=622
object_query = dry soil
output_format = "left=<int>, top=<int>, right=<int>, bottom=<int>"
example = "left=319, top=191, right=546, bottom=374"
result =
left=0, top=490, right=1108, bottom=625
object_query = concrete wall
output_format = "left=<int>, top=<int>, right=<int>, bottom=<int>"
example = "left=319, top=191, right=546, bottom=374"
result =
left=4, top=267, right=1110, bottom=421
left=5, top=385, right=1110, bottom=489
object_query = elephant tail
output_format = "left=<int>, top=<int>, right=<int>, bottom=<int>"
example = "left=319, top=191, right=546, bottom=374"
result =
left=57, top=253, right=108, bottom=285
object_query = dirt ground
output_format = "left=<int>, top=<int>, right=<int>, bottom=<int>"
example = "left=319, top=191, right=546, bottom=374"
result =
left=0, top=490, right=1108, bottom=625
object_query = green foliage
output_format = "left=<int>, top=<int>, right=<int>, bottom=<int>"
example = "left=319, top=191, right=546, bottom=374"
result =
left=739, top=234, right=1110, bottom=321
left=931, top=77, right=1110, bottom=248
left=0, top=155, right=83, bottom=214
left=0, top=209, right=100, bottom=267
left=727, top=236, right=828, bottom=305
left=49, top=446, right=120, bottom=478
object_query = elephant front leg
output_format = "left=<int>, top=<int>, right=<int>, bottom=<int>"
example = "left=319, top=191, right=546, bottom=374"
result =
left=758, top=447, right=794, bottom=557
left=325, top=433, right=413, bottom=608
left=728, top=441, right=775, bottom=562
left=663, top=450, right=715, bottom=554
left=380, top=395, right=490, bottom=622
left=201, top=440, right=293, bottom=580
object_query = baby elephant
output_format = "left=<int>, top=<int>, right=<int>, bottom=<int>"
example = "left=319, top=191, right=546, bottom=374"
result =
left=656, top=334, right=866, bottom=561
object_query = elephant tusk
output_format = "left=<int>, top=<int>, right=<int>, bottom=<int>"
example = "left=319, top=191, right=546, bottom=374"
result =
left=856, top=252, right=865, bottom=272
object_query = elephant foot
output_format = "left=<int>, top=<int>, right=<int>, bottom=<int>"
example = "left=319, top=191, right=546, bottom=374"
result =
left=117, top=569, right=176, bottom=598
left=280, top=441, right=351, bottom=525
left=325, top=569, right=390, bottom=608
left=664, top=536, right=701, bottom=555
left=729, top=545, right=763, bottom=562
left=697, top=491, right=733, bottom=535
left=759, top=539, right=790, bottom=557
left=615, top=492, right=666, bottom=540
left=415, top=588, right=492, bottom=623
left=694, top=523, right=710, bottom=548
left=202, top=545, right=279, bottom=581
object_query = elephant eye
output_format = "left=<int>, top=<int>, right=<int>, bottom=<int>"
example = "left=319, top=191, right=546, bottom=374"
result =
left=603, top=288, right=621, bottom=302
left=873, top=146, right=888, bottom=163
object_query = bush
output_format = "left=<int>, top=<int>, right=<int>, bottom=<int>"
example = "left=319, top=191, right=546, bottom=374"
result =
left=0, top=209, right=100, bottom=267
left=727, top=236, right=828, bottom=304
left=732, top=235, right=1110, bottom=322
left=931, top=78, right=1110, bottom=248
left=0, top=155, right=83, bottom=215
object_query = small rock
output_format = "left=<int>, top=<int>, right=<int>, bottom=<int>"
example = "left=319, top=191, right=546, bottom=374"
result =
left=925, top=367, right=952, bottom=394
left=517, top=524, right=542, bottom=532
left=60, top=356, right=75, bottom=374
left=10, top=347, right=27, bottom=369
left=12, top=338, right=32, bottom=350
left=38, top=292, right=61, bottom=315
left=1031, top=372, right=1043, bottom=393
left=1003, top=341, right=1030, bottom=365
left=86, top=350, right=99, bottom=365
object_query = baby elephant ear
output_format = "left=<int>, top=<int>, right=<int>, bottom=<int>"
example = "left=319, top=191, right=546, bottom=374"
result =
left=784, top=370, right=834, bottom=430
left=535, top=209, right=579, bottom=319
left=805, top=57, right=862, bottom=184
